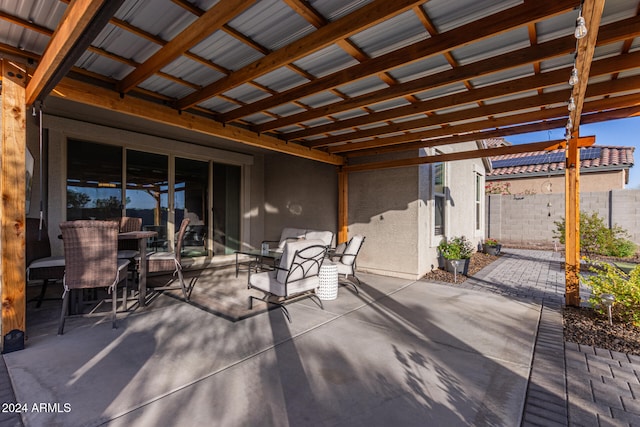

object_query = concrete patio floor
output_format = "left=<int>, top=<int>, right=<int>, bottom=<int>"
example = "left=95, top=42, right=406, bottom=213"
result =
left=3, top=267, right=541, bottom=427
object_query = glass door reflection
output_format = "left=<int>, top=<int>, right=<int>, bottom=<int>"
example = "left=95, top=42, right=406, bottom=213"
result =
left=175, top=157, right=209, bottom=258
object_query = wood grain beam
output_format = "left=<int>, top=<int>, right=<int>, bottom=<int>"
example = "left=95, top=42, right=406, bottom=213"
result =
left=118, top=0, right=256, bottom=94
left=313, top=73, right=640, bottom=148
left=327, top=88, right=640, bottom=154
left=53, top=78, right=344, bottom=166
left=286, top=49, right=640, bottom=142
left=25, top=0, right=107, bottom=105
left=266, top=13, right=640, bottom=137
left=175, top=0, right=426, bottom=110
left=347, top=106, right=640, bottom=158
left=342, top=137, right=595, bottom=173
left=224, top=0, right=580, bottom=125
left=1, top=60, right=27, bottom=352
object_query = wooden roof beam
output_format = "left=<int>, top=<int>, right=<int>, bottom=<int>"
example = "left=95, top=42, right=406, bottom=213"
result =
left=343, top=137, right=595, bottom=173
left=224, top=0, right=580, bottom=125
left=314, top=73, right=640, bottom=148
left=118, top=0, right=256, bottom=94
left=54, top=77, right=343, bottom=166
left=287, top=50, right=640, bottom=142
left=26, top=0, right=122, bottom=106
left=568, top=0, right=606, bottom=135
left=263, top=14, right=640, bottom=136
left=174, top=0, right=427, bottom=110
left=328, top=92, right=640, bottom=154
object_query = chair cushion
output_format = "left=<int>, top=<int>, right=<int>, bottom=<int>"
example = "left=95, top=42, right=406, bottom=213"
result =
left=27, top=255, right=65, bottom=270
left=117, top=250, right=139, bottom=259
left=278, top=227, right=307, bottom=249
left=342, top=235, right=364, bottom=266
left=250, top=269, right=320, bottom=297
left=305, top=230, right=333, bottom=246
left=144, top=251, right=178, bottom=273
left=277, top=239, right=325, bottom=283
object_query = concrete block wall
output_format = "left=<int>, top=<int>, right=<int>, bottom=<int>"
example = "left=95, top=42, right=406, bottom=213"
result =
left=487, top=190, right=640, bottom=245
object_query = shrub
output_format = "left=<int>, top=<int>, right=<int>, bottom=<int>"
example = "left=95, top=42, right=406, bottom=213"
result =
left=580, top=260, right=640, bottom=326
left=554, top=211, right=636, bottom=258
left=438, top=236, right=474, bottom=260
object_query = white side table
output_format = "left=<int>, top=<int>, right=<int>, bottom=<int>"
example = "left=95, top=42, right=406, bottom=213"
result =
left=317, top=261, right=338, bottom=301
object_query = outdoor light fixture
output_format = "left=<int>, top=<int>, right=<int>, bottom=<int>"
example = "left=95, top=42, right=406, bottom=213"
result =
left=450, top=259, right=464, bottom=283
left=600, top=293, right=615, bottom=326
left=568, top=97, right=576, bottom=111
left=575, top=16, right=588, bottom=39
left=569, top=68, right=579, bottom=86
left=566, top=117, right=573, bottom=131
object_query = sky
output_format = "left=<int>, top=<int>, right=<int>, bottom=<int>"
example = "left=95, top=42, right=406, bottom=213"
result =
left=505, top=116, right=640, bottom=189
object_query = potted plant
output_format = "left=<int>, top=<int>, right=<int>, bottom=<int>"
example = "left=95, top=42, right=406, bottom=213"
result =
left=437, top=236, right=474, bottom=276
left=482, top=238, right=502, bottom=256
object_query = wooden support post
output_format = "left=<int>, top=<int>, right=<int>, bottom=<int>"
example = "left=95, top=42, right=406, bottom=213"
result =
left=338, top=170, right=348, bottom=244
left=565, top=136, right=581, bottom=306
left=1, top=60, right=28, bottom=353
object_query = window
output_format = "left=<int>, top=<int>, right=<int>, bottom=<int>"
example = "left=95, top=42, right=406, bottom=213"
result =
left=475, top=172, right=482, bottom=231
left=67, top=140, right=122, bottom=220
left=434, top=161, right=445, bottom=236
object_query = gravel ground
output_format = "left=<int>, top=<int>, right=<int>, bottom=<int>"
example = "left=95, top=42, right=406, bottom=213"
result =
left=423, top=250, right=640, bottom=356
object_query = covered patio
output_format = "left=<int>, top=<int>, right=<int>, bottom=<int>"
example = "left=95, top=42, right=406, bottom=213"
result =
left=1, top=0, right=640, bottom=424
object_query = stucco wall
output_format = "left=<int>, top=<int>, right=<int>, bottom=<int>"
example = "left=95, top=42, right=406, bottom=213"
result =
left=262, top=152, right=337, bottom=245
left=486, top=190, right=640, bottom=245
left=349, top=145, right=486, bottom=279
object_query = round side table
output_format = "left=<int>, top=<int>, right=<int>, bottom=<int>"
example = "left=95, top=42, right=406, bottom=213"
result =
left=317, top=261, right=339, bottom=300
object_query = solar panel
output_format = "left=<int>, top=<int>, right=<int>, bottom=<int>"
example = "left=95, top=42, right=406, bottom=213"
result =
left=491, top=147, right=601, bottom=169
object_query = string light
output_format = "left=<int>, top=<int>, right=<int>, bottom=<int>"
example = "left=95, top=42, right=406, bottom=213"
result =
left=569, top=67, right=579, bottom=86
left=575, top=16, right=588, bottom=39
left=568, top=97, right=576, bottom=111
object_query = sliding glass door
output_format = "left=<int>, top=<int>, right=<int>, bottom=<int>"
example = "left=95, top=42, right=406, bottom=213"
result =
left=126, top=150, right=169, bottom=251
left=175, top=157, right=208, bottom=257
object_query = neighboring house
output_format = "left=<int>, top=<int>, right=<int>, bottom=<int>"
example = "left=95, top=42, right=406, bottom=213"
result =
left=485, top=138, right=634, bottom=195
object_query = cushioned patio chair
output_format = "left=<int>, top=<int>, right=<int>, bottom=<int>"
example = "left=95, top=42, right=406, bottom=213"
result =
left=117, top=216, right=143, bottom=259
left=331, top=235, right=366, bottom=293
left=142, top=218, right=193, bottom=301
left=58, top=220, right=130, bottom=334
left=248, top=239, right=327, bottom=322
left=26, top=218, right=66, bottom=307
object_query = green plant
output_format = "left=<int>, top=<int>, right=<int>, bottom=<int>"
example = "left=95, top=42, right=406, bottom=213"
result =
left=484, top=238, right=499, bottom=247
left=438, top=236, right=474, bottom=260
left=580, top=260, right=640, bottom=326
left=554, top=211, right=637, bottom=258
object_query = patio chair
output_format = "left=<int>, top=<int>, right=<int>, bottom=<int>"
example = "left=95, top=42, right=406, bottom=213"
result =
left=117, top=216, right=143, bottom=259
left=248, top=239, right=327, bottom=322
left=331, top=235, right=366, bottom=293
left=143, top=218, right=192, bottom=301
left=26, top=218, right=65, bottom=307
left=58, top=220, right=130, bottom=334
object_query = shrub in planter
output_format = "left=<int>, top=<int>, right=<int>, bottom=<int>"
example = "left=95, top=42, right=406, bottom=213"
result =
left=438, top=236, right=474, bottom=275
left=482, top=238, right=502, bottom=255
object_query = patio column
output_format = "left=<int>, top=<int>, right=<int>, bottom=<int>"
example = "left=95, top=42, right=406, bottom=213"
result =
left=565, top=137, right=580, bottom=306
left=1, top=60, right=27, bottom=353
left=338, top=170, right=348, bottom=244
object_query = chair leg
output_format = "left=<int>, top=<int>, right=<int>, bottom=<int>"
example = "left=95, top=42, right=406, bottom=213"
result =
left=176, top=268, right=189, bottom=301
left=112, top=286, right=118, bottom=329
left=57, top=291, right=69, bottom=335
left=35, top=279, right=49, bottom=308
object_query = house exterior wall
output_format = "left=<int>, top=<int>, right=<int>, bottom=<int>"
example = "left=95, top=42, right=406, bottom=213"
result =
left=262, top=152, right=338, bottom=245
left=486, top=190, right=640, bottom=245
left=349, top=145, right=486, bottom=280
left=487, top=170, right=627, bottom=195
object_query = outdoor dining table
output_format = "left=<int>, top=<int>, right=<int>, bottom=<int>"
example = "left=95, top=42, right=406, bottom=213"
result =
left=118, top=230, right=157, bottom=306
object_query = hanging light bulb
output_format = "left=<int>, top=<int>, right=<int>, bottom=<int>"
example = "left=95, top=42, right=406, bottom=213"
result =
left=566, top=118, right=573, bottom=130
left=575, top=16, right=588, bottom=39
left=569, top=68, right=579, bottom=86
left=568, top=97, right=576, bottom=111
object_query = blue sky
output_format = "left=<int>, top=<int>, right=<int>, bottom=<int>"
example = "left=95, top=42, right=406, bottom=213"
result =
left=505, top=116, right=640, bottom=189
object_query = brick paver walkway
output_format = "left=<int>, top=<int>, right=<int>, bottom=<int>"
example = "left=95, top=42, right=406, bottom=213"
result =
left=436, top=248, right=640, bottom=426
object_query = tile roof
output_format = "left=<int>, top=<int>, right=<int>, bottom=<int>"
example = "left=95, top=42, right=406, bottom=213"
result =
left=488, top=145, right=635, bottom=178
